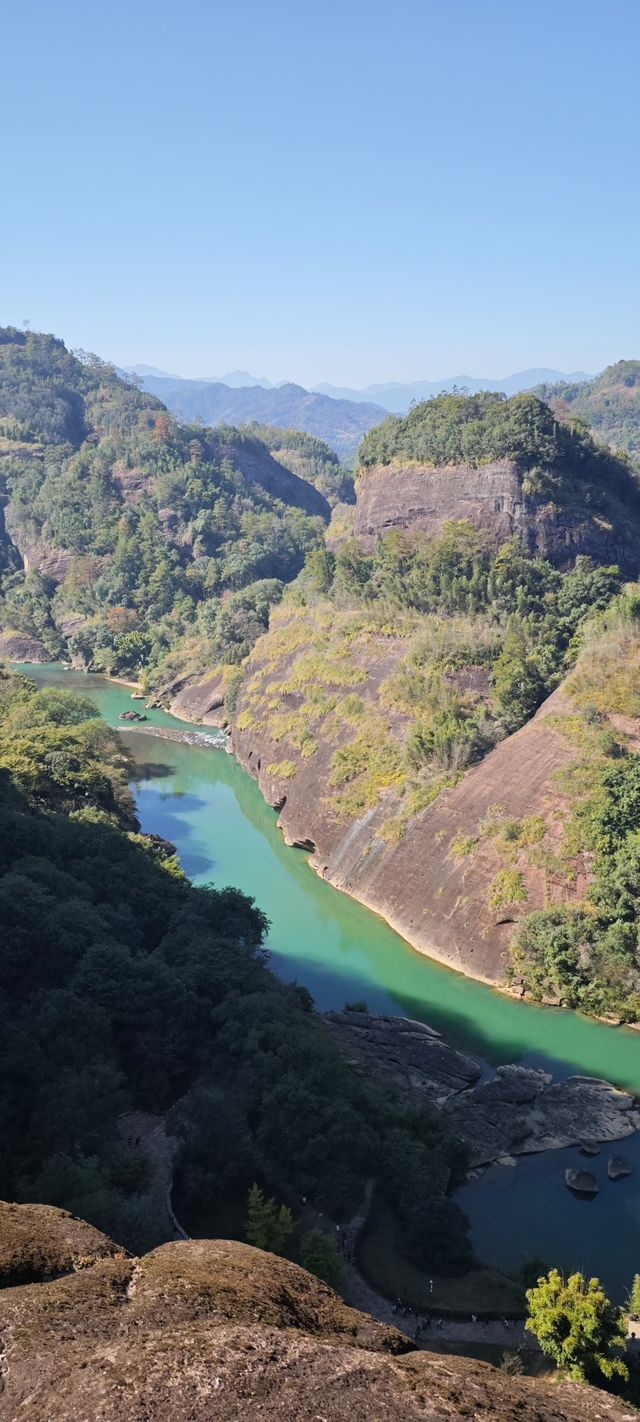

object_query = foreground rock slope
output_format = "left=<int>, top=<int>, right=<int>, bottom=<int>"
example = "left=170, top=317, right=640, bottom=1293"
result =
left=0, top=1202, right=635, bottom=1422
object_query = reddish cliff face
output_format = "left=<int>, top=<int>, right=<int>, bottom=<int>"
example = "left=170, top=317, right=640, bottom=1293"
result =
left=353, top=460, right=525, bottom=550
left=0, top=1202, right=634, bottom=1422
left=232, top=669, right=578, bottom=985
left=353, top=460, right=640, bottom=571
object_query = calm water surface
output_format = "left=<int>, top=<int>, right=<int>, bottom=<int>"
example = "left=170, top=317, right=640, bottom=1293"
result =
left=21, top=665, right=640, bottom=1295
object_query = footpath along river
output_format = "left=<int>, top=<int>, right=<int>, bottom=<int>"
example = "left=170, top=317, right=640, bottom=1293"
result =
left=20, top=665, right=640, bottom=1296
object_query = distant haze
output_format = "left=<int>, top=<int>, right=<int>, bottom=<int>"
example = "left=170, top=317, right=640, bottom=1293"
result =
left=125, top=365, right=592, bottom=417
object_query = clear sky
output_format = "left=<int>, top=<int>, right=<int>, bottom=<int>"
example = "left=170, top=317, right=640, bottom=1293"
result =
left=3, top=0, right=639, bottom=386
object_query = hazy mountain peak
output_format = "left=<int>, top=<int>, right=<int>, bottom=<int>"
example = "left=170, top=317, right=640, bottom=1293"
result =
left=313, top=369, right=592, bottom=413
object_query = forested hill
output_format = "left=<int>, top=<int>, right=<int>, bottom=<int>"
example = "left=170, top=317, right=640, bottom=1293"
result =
left=137, top=373, right=387, bottom=459
left=535, top=361, right=640, bottom=466
left=0, top=326, right=330, bottom=679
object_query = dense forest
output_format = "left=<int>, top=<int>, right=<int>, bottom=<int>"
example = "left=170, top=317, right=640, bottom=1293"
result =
left=0, top=666, right=470, bottom=1263
left=242, top=423, right=356, bottom=505
left=0, top=328, right=330, bottom=681
left=509, top=592, right=640, bottom=1020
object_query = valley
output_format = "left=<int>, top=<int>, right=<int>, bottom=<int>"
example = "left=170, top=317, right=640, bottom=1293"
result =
left=19, top=661, right=640, bottom=1298
left=4, top=326, right=640, bottom=1359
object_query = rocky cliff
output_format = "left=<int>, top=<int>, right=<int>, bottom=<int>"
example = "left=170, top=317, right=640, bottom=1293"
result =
left=0, top=1201, right=634, bottom=1422
left=353, top=459, right=640, bottom=572
left=228, top=605, right=582, bottom=984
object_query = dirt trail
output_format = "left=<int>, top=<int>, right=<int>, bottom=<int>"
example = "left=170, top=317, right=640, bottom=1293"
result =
left=118, top=1111, right=189, bottom=1241
left=311, top=1179, right=534, bottom=1352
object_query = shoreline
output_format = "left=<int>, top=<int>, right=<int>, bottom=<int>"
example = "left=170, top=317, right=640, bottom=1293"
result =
left=15, top=660, right=640, bottom=1040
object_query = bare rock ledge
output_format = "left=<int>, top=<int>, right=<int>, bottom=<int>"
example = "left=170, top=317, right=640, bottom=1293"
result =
left=0, top=1201, right=636, bottom=1422
left=324, top=1012, right=640, bottom=1168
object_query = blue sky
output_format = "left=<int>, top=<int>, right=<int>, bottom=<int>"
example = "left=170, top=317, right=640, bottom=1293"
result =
left=3, top=0, right=639, bottom=385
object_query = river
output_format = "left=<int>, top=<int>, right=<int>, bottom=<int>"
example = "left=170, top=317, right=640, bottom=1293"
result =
left=20, top=664, right=640, bottom=1296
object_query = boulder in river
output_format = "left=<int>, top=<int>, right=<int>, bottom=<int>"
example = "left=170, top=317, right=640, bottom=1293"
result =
left=608, top=1155, right=632, bottom=1180
left=565, top=1169, right=599, bottom=1196
left=579, top=1141, right=602, bottom=1156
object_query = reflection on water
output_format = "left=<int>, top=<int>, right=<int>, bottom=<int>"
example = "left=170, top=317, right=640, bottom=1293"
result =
left=458, top=1139, right=640, bottom=1300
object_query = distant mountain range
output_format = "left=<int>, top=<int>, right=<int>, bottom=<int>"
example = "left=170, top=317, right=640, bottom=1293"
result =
left=125, top=365, right=593, bottom=458
left=135, top=375, right=387, bottom=460
left=127, top=364, right=275, bottom=389
left=313, top=369, right=591, bottom=412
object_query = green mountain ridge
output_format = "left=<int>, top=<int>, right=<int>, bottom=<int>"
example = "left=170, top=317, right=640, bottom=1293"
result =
left=0, top=327, right=331, bottom=678
left=536, top=361, right=640, bottom=466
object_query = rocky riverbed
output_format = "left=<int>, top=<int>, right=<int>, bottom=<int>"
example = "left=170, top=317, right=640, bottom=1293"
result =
left=323, top=1011, right=640, bottom=1170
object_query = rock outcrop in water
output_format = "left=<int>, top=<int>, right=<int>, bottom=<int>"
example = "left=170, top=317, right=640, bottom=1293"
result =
left=148, top=668, right=229, bottom=726
left=323, top=1012, right=482, bottom=1104
left=608, top=1155, right=633, bottom=1180
left=565, top=1169, right=599, bottom=1195
left=0, top=1201, right=635, bottom=1422
left=324, top=1014, right=640, bottom=1169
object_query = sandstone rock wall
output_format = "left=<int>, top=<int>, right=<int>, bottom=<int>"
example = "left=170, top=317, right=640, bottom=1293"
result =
left=354, top=459, right=640, bottom=572
left=232, top=684, right=578, bottom=985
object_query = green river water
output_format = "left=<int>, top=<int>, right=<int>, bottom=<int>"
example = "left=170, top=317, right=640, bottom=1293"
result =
left=20, top=665, right=640, bottom=1296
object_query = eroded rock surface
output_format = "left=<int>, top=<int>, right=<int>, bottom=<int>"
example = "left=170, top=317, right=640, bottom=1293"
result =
left=324, top=1015, right=640, bottom=1169
left=232, top=612, right=583, bottom=985
left=0, top=1202, right=635, bottom=1422
left=353, top=459, right=640, bottom=572
left=323, top=1011, right=482, bottom=1105
left=609, top=1155, right=633, bottom=1180
left=0, top=631, right=52, bottom=662
left=0, top=1201, right=125, bottom=1285
left=447, top=1071, right=640, bottom=1167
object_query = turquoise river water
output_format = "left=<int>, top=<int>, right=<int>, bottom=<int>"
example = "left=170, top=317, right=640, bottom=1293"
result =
left=19, top=664, right=640, bottom=1296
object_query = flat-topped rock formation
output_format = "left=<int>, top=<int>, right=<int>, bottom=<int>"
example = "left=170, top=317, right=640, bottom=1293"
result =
left=353, top=458, right=640, bottom=573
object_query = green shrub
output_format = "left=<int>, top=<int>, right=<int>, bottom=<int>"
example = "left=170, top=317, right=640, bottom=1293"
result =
left=488, top=869, right=528, bottom=910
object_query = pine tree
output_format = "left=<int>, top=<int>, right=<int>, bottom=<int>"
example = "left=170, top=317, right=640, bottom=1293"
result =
left=300, top=1229, right=345, bottom=1288
left=245, top=1184, right=294, bottom=1256
left=627, top=1273, right=640, bottom=1319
